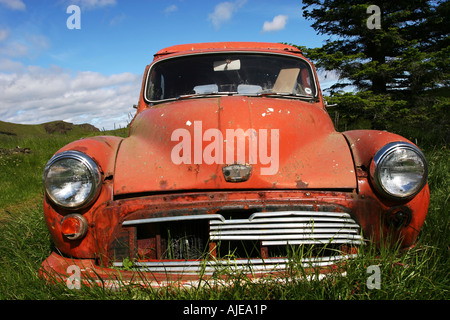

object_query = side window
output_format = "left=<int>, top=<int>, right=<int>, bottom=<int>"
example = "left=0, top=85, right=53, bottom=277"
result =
left=299, top=67, right=313, bottom=96
left=148, top=67, right=164, bottom=100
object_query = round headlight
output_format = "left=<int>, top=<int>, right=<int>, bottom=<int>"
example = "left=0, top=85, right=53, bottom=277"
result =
left=370, top=142, right=428, bottom=199
left=43, top=151, right=102, bottom=209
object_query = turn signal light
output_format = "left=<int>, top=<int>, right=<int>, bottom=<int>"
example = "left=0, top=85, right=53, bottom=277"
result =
left=61, top=214, right=88, bottom=240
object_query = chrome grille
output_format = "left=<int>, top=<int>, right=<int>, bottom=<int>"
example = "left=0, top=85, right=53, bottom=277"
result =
left=118, top=210, right=364, bottom=274
left=209, top=211, right=363, bottom=246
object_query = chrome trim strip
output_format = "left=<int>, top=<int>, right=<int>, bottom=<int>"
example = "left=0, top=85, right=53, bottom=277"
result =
left=210, top=228, right=359, bottom=235
left=262, top=239, right=364, bottom=246
left=210, top=217, right=357, bottom=225
left=210, top=234, right=363, bottom=241
left=209, top=223, right=359, bottom=230
left=112, top=254, right=358, bottom=274
left=248, top=211, right=352, bottom=219
left=123, top=214, right=225, bottom=226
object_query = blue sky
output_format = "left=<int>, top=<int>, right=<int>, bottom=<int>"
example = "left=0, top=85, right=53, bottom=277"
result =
left=0, top=0, right=332, bottom=130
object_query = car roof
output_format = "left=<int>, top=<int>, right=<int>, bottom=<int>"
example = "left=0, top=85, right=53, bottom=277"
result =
left=153, top=42, right=303, bottom=60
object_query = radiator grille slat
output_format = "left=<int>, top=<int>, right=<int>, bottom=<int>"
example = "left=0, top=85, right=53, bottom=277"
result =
left=210, top=223, right=358, bottom=230
left=210, top=228, right=359, bottom=235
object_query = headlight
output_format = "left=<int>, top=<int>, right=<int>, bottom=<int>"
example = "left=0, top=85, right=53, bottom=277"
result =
left=43, top=151, right=102, bottom=209
left=370, top=142, right=428, bottom=199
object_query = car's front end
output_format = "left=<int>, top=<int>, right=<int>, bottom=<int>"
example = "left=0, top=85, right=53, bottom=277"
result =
left=40, top=42, right=429, bottom=288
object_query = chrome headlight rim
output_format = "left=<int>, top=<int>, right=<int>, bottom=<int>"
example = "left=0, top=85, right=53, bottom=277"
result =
left=370, top=141, right=428, bottom=200
left=43, top=150, right=102, bottom=210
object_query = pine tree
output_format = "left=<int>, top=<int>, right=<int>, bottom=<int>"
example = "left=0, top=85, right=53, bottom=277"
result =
left=296, top=1, right=449, bottom=142
left=299, top=0, right=448, bottom=94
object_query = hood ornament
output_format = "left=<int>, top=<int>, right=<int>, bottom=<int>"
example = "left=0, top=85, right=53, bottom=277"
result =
left=222, top=164, right=252, bottom=182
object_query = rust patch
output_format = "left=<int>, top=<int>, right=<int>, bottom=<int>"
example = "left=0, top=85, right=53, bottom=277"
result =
left=296, top=180, right=309, bottom=188
left=204, top=174, right=218, bottom=184
left=159, top=180, right=168, bottom=189
left=187, top=164, right=200, bottom=175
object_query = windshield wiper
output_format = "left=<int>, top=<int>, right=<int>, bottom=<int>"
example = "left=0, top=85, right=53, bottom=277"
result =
left=176, top=92, right=238, bottom=100
left=175, top=91, right=315, bottom=101
left=246, top=92, right=316, bottom=102
left=256, top=92, right=315, bottom=100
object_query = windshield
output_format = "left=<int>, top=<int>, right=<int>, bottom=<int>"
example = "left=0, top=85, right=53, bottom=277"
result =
left=145, top=53, right=317, bottom=102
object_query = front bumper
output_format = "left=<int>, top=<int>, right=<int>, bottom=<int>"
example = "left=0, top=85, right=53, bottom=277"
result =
left=40, top=250, right=356, bottom=289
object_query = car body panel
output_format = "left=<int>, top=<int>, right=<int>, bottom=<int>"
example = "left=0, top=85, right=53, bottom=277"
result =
left=114, top=96, right=357, bottom=196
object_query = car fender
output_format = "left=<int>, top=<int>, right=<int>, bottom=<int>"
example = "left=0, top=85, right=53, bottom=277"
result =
left=343, top=129, right=429, bottom=247
left=342, top=129, right=413, bottom=169
left=43, top=135, right=123, bottom=259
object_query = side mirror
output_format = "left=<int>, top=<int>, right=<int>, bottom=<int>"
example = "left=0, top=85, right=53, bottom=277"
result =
left=324, top=100, right=337, bottom=108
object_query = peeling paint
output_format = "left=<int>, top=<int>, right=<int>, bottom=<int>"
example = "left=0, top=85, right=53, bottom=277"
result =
left=159, top=180, right=168, bottom=189
left=296, top=180, right=309, bottom=188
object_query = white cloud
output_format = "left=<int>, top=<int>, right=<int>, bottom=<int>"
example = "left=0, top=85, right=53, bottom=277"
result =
left=72, top=0, right=116, bottom=10
left=316, top=69, right=341, bottom=91
left=317, top=69, right=340, bottom=83
left=109, top=13, right=127, bottom=26
left=208, top=0, right=247, bottom=30
left=27, top=34, right=51, bottom=52
left=164, top=4, right=178, bottom=15
left=0, top=29, right=9, bottom=42
left=0, top=66, right=142, bottom=130
left=0, top=33, right=51, bottom=59
left=0, top=41, right=28, bottom=57
left=0, top=0, right=26, bottom=11
left=0, top=58, right=25, bottom=73
left=262, top=14, right=288, bottom=33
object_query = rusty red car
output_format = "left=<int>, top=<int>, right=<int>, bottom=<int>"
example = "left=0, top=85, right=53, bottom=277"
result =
left=40, top=42, right=429, bottom=288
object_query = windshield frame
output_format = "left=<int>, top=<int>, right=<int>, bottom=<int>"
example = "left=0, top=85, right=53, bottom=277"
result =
left=143, top=51, right=319, bottom=105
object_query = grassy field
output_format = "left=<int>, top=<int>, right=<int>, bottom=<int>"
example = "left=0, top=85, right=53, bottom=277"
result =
left=0, top=120, right=448, bottom=300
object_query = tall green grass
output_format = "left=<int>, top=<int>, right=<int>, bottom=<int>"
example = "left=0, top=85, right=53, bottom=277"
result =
left=0, top=129, right=448, bottom=300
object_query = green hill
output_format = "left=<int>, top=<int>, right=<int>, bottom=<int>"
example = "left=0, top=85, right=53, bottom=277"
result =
left=0, top=120, right=99, bottom=138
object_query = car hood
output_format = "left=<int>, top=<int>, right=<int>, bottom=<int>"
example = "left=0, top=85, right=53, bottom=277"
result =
left=113, top=96, right=356, bottom=196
